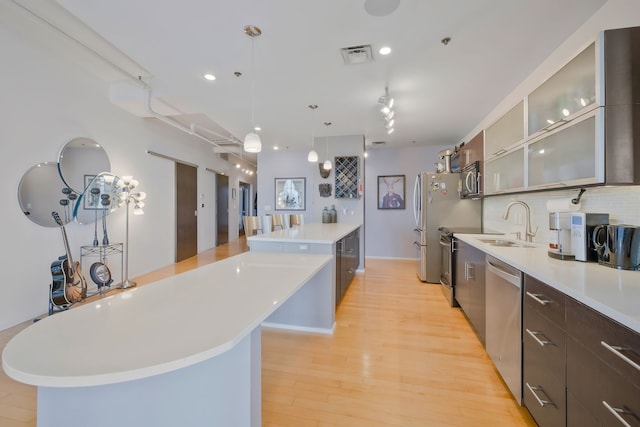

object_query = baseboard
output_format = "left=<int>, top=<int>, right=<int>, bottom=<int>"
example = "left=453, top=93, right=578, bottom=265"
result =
left=261, top=321, right=336, bottom=335
left=365, top=256, right=417, bottom=261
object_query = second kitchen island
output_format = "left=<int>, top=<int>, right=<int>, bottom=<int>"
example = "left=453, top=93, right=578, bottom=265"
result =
left=248, top=222, right=361, bottom=332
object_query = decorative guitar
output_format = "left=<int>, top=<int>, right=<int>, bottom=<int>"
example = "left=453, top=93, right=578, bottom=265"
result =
left=50, top=211, right=87, bottom=306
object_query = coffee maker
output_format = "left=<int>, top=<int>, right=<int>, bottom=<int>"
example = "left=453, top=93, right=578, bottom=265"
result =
left=570, top=213, right=609, bottom=262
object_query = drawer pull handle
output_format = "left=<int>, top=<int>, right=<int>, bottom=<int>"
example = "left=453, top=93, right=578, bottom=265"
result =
left=601, top=341, right=640, bottom=372
left=526, top=329, right=553, bottom=347
left=526, top=292, right=552, bottom=306
left=525, top=383, right=554, bottom=407
left=602, top=400, right=634, bottom=427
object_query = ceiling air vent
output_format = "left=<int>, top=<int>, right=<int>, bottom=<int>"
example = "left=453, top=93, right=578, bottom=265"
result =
left=341, top=45, right=374, bottom=65
left=372, top=141, right=386, bottom=145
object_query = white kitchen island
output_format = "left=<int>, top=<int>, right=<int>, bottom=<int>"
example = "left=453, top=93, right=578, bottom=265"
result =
left=2, top=251, right=333, bottom=427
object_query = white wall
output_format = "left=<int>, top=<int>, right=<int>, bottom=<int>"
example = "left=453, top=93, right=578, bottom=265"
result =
left=364, top=144, right=450, bottom=259
left=0, top=15, right=255, bottom=330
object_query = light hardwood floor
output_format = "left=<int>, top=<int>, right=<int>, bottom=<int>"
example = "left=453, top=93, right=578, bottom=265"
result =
left=0, top=239, right=536, bottom=427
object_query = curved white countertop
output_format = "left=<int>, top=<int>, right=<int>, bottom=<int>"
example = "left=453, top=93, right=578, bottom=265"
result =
left=2, top=252, right=332, bottom=388
left=247, top=222, right=361, bottom=244
left=456, top=234, right=640, bottom=332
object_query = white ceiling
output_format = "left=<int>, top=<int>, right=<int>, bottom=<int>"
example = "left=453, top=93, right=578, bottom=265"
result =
left=11, top=0, right=608, bottom=157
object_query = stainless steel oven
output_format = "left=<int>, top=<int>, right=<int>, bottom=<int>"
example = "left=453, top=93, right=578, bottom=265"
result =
left=439, top=228, right=457, bottom=307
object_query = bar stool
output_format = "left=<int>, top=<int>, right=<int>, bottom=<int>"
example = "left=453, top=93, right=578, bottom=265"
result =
left=271, top=214, right=287, bottom=231
left=242, top=216, right=263, bottom=236
left=289, top=214, right=304, bottom=227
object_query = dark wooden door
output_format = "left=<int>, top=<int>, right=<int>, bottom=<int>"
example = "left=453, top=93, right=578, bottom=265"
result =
left=176, top=162, right=198, bottom=262
left=215, top=173, right=229, bottom=245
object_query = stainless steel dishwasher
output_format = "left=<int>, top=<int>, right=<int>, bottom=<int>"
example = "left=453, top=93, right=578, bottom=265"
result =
left=485, top=255, right=523, bottom=404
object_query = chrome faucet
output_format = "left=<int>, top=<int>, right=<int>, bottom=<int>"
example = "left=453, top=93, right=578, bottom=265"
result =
left=502, top=201, right=538, bottom=242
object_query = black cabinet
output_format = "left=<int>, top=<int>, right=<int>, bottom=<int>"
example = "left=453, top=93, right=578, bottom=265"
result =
left=453, top=240, right=486, bottom=345
left=566, top=297, right=640, bottom=427
left=523, top=275, right=566, bottom=427
left=336, top=228, right=359, bottom=306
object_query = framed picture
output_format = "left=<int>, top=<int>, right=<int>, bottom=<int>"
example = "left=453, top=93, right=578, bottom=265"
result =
left=83, top=175, right=101, bottom=210
left=275, top=177, right=306, bottom=210
left=378, top=175, right=406, bottom=209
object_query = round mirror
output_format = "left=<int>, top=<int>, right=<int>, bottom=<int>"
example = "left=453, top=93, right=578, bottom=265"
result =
left=18, top=162, right=77, bottom=227
left=58, top=137, right=111, bottom=195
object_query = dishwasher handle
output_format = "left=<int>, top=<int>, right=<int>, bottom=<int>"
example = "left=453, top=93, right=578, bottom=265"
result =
left=486, top=259, right=521, bottom=286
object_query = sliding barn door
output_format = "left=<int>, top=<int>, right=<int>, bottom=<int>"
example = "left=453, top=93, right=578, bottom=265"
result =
left=176, top=162, right=198, bottom=262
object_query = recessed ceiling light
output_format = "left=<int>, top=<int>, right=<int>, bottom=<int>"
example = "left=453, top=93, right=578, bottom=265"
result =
left=273, top=146, right=279, bottom=150
left=203, top=73, right=216, bottom=81
left=253, top=126, right=261, bottom=131
left=379, top=46, right=391, bottom=55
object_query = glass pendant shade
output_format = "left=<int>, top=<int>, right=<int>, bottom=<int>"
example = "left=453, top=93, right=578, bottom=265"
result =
left=244, top=132, right=262, bottom=153
left=323, top=159, right=332, bottom=170
left=307, top=149, right=318, bottom=162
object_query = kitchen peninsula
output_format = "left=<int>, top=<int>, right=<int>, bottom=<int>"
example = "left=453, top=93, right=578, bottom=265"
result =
left=248, top=222, right=362, bottom=324
left=2, top=251, right=332, bottom=427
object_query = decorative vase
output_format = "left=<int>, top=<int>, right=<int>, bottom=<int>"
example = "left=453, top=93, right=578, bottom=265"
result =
left=329, top=205, right=337, bottom=223
left=322, top=207, right=331, bottom=223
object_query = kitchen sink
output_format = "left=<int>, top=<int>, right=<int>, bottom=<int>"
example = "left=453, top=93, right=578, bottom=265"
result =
left=478, top=238, right=535, bottom=248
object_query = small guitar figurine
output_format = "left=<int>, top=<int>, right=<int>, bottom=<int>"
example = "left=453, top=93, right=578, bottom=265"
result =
left=51, top=211, right=87, bottom=306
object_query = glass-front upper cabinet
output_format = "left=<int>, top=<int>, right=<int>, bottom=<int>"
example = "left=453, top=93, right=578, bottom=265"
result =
left=528, top=108, right=604, bottom=189
left=528, top=42, right=597, bottom=137
left=484, top=100, right=525, bottom=160
left=483, top=147, right=525, bottom=195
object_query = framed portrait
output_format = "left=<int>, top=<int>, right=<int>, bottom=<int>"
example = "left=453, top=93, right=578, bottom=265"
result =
left=378, top=175, right=406, bottom=209
left=275, top=177, right=306, bottom=210
left=83, top=175, right=102, bottom=210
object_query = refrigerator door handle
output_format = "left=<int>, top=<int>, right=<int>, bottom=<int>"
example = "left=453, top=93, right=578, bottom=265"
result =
left=413, top=174, right=420, bottom=228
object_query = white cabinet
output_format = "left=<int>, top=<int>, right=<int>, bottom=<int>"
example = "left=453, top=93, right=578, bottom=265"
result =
left=528, top=109, right=604, bottom=189
left=527, top=42, right=599, bottom=137
left=484, top=100, right=525, bottom=160
left=484, top=147, right=525, bottom=194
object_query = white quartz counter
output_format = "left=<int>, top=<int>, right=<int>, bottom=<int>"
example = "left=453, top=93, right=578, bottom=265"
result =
left=247, top=222, right=361, bottom=245
left=455, top=234, right=640, bottom=332
left=2, top=251, right=332, bottom=388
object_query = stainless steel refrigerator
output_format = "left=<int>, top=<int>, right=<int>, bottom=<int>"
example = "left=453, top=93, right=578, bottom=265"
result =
left=412, top=172, right=482, bottom=283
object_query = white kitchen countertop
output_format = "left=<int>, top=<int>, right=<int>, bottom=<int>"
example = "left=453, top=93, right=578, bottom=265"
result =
left=247, top=222, right=361, bottom=244
left=456, top=234, right=640, bottom=333
left=2, top=252, right=332, bottom=388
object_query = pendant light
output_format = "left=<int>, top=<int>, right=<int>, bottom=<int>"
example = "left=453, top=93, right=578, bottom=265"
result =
left=323, top=122, right=332, bottom=170
left=243, top=25, right=262, bottom=153
left=307, top=104, right=318, bottom=162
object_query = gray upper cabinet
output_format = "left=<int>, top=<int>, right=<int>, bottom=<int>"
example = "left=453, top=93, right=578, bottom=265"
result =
left=483, top=25, right=640, bottom=196
left=527, top=42, right=598, bottom=138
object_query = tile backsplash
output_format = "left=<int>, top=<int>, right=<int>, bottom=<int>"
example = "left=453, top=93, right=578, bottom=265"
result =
left=483, top=186, right=640, bottom=244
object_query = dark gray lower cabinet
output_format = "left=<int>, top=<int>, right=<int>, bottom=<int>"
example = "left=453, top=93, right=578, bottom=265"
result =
left=523, top=275, right=566, bottom=427
left=454, top=240, right=486, bottom=345
left=336, top=228, right=359, bottom=305
left=522, top=274, right=640, bottom=427
left=566, top=298, right=640, bottom=427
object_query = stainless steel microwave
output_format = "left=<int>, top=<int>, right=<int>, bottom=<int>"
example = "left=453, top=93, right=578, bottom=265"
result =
left=460, top=161, right=481, bottom=199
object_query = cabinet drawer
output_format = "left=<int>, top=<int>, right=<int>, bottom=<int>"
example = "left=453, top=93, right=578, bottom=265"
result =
left=567, top=336, right=640, bottom=426
left=566, top=297, right=640, bottom=384
left=524, top=376, right=566, bottom=427
left=524, top=275, right=566, bottom=327
left=524, top=306, right=566, bottom=379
